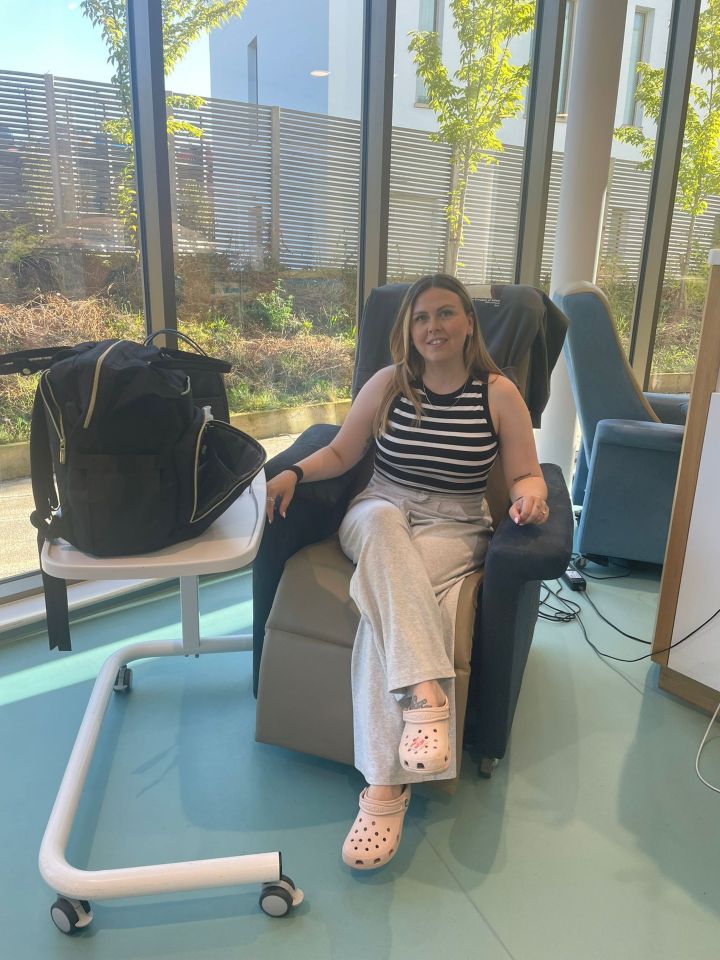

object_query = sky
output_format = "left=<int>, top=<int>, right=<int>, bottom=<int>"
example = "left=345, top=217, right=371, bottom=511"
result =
left=0, top=0, right=212, bottom=95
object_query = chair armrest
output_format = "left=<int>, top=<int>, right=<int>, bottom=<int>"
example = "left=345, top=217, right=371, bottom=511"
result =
left=643, top=392, right=689, bottom=425
left=467, top=464, right=572, bottom=759
left=483, top=463, right=573, bottom=585
left=266, top=423, right=368, bottom=506
left=595, top=418, right=684, bottom=453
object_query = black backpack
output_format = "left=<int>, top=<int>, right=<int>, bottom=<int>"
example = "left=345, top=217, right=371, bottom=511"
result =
left=0, top=337, right=265, bottom=650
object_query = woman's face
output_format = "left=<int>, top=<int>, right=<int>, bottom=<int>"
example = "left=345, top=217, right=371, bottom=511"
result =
left=409, top=287, right=474, bottom=367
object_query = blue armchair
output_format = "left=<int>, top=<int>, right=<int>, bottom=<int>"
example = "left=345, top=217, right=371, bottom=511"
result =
left=554, top=281, right=685, bottom=565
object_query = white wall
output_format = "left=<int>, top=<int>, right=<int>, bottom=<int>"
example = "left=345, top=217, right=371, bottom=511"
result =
left=321, top=0, right=676, bottom=164
left=328, top=0, right=363, bottom=119
left=668, top=392, right=720, bottom=692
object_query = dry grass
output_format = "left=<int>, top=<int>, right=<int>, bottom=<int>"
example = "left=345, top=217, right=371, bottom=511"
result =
left=0, top=294, right=354, bottom=443
left=0, top=293, right=144, bottom=351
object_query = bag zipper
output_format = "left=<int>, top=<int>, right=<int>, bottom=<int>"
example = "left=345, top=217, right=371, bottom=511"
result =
left=39, top=372, right=67, bottom=464
left=190, top=412, right=249, bottom=523
left=191, top=407, right=213, bottom=522
left=83, top=341, right=122, bottom=429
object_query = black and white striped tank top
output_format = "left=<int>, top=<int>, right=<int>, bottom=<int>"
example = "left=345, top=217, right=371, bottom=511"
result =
left=374, top=376, right=499, bottom=494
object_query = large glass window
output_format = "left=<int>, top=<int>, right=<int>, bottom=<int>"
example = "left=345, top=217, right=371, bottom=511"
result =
left=541, top=2, right=670, bottom=351
left=650, top=0, right=717, bottom=392
left=0, top=2, right=142, bottom=582
left=389, top=0, right=537, bottom=284
left=623, top=9, right=652, bottom=127
left=162, top=0, right=361, bottom=437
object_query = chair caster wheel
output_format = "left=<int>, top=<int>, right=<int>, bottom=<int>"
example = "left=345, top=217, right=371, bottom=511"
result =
left=113, top=665, right=132, bottom=693
left=479, top=757, right=498, bottom=779
left=50, top=897, right=93, bottom=934
left=259, top=874, right=304, bottom=916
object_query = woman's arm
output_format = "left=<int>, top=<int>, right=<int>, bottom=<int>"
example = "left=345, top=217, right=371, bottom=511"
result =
left=488, top=375, right=549, bottom=526
left=265, top=365, right=394, bottom=521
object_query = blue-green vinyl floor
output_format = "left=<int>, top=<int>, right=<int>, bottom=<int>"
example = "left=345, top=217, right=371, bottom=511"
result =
left=1, top=566, right=719, bottom=960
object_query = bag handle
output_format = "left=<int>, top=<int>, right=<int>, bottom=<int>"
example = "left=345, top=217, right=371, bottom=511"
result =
left=144, top=329, right=208, bottom=357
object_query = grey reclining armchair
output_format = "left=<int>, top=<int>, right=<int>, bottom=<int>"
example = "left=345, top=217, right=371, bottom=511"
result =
left=555, top=281, right=686, bottom=565
left=252, top=283, right=573, bottom=777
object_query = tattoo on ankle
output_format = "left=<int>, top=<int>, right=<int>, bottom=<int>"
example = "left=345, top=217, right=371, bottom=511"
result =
left=409, top=695, right=430, bottom=710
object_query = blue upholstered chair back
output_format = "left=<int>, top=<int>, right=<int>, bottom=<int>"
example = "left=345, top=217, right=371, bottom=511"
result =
left=553, top=281, right=658, bottom=459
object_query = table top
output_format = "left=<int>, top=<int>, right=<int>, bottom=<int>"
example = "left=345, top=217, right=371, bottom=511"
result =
left=41, top=472, right=266, bottom=581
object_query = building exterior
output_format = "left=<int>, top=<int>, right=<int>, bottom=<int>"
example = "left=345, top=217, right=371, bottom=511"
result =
left=209, top=0, right=676, bottom=163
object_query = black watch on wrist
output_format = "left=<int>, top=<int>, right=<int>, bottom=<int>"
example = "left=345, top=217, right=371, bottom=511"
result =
left=288, top=464, right=304, bottom=483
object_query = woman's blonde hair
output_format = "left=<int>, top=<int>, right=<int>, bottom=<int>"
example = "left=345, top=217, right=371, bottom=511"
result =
left=373, top=273, right=503, bottom=437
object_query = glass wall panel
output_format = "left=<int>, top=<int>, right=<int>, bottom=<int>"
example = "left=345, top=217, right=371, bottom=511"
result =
left=0, top=2, right=142, bottom=582
left=388, top=0, right=536, bottom=285
left=162, top=0, right=361, bottom=444
left=650, top=0, right=715, bottom=393
left=540, top=0, right=673, bottom=355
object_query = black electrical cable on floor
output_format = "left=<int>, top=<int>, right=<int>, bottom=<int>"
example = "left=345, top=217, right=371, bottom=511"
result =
left=571, top=555, right=631, bottom=581
left=540, top=580, right=720, bottom=664
left=539, top=583, right=580, bottom=623
left=541, top=577, right=720, bottom=795
left=580, top=590, right=651, bottom=644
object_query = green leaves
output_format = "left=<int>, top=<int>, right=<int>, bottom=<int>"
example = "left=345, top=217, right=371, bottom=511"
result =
left=81, top=0, right=248, bottom=245
left=409, top=0, right=534, bottom=271
left=615, top=0, right=720, bottom=221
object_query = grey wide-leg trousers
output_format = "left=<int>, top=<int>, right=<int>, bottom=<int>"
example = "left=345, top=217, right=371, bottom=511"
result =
left=338, top=472, right=493, bottom=785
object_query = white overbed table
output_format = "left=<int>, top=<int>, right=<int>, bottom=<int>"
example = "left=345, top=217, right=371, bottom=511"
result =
left=38, top=472, right=303, bottom=934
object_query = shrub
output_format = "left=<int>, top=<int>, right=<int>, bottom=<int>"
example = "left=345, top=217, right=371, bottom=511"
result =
left=251, top=280, right=297, bottom=333
left=0, top=293, right=354, bottom=444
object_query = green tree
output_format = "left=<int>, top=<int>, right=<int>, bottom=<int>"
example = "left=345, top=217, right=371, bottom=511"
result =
left=409, top=0, right=534, bottom=274
left=81, top=0, right=247, bottom=244
left=615, top=0, right=720, bottom=302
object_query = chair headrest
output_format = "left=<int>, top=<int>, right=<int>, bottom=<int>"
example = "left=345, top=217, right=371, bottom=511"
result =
left=553, top=281, right=659, bottom=436
left=352, top=283, right=547, bottom=396
left=554, top=280, right=615, bottom=317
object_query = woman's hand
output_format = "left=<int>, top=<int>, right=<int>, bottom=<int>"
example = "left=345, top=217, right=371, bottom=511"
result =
left=265, top=470, right=298, bottom=524
left=509, top=494, right=549, bottom=526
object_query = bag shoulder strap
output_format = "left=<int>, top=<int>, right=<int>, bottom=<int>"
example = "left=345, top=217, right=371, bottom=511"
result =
left=0, top=346, right=74, bottom=376
left=28, top=383, right=71, bottom=651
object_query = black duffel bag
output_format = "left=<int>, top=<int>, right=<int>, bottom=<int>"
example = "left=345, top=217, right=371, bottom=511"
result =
left=0, top=337, right=265, bottom=650
left=144, top=329, right=231, bottom=422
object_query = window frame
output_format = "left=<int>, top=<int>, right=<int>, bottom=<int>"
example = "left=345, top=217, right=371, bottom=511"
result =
left=556, top=0, right=576, bottom=117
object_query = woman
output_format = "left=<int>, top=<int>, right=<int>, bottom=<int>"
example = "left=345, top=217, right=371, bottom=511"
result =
left=265, top=274, right=549, bottom=870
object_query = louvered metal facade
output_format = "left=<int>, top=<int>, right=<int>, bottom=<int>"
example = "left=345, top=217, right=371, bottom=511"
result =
left=2, top=68, right=719, bottom=286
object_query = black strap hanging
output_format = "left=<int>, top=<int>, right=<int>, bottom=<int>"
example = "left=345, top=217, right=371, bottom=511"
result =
left=28, top=383, right=71, bottom=651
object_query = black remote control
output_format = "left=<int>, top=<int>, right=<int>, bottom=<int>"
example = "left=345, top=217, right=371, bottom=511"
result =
left=562, top=566, right=587, bottom=591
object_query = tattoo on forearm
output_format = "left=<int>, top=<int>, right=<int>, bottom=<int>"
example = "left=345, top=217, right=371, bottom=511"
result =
left=363, top=434, right=374, bottom=455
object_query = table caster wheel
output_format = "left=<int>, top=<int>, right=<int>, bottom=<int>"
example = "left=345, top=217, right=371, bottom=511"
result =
left=50, top=897, right=93, bottom=934
left=113, top=665, right=132, bottom=693
left=259, top=874, right=303, bottom=916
